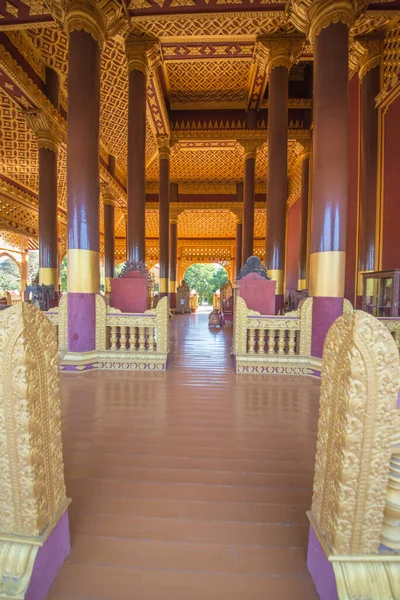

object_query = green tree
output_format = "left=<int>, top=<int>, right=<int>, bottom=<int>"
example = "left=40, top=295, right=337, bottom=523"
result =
left=61, top=255, right=67, bottom=292
left=0, top=256, right=21, bottom=292
left=183, top=263, right=228, bottom=304
left=28, top=250, right=39, bottom=284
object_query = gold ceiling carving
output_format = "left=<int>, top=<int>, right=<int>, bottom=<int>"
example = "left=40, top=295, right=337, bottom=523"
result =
left=166, top=58, right=251, bottom=108
left=130, top=12, right=298, bottom=41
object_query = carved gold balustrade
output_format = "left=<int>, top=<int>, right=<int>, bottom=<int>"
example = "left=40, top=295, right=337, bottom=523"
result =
left=307, top=309, right=400, bottom=600
left=233, top=296, right=353, bottom=376
left=44, top=295, right=169, bottom=371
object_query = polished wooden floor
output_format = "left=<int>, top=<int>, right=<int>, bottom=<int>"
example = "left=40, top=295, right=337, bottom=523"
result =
left=48, top=313, right=320, bottom=600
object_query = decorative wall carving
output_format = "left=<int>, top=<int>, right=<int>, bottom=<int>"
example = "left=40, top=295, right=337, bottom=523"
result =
left=311, top=310, right=399, bottom=555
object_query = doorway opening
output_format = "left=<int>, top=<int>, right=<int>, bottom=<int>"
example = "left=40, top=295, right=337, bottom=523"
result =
left=183, top=262, right=228, bottom=314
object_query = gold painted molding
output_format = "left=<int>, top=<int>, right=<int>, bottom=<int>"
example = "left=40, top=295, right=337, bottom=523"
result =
left=267, top=269, right=284, bottom=295
left=67, top=249, right=100, bottom=294
left=125, top=34, right=153, bottom=76
left=39, top=267, right=58, bottom=286
left=309, top=251, right=346, bottom=297
left=308, top=0, right=357, bottom=43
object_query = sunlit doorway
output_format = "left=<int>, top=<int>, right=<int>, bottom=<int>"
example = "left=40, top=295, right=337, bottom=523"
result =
left=183, top=262, right=228, bottom=314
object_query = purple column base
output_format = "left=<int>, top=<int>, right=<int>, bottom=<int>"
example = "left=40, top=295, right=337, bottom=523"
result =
left=68, top=293, right=95, bottom=352
left=275, top=294, right=284, bottom=314
left=307, top=523, right=339, bottom=600
left=311, top=297, right=344, bottom=358
left=26, top=509, right=71, bottom=600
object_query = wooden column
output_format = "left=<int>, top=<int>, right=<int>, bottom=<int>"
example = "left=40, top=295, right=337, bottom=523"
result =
left=65, top=2, right=104, bottom=352
left=126, top=36, right=149, bottom=264
left=102, top=186, right=115, bottom=294
left=357, top=43, right=381, bottom=307
left=235, top=182, right=243, bottom=278
left=158, top=136, right=170, bottom=299
left=241, top=142, right=258, bottom=264
left=169, top=183, right=178, bottom=310
left=298, top=150, right=310, bottom=290
left=309, top=4, right=352, bottom=357
left=21, top=236, right=29, bottom=296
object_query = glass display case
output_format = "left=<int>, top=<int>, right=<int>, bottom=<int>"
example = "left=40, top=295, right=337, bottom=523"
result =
left=362, top=270, right=400, bottom=317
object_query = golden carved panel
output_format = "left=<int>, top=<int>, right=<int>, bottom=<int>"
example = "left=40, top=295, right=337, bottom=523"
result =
left=0, top=303, right=67, bottom=537
left=311, top=310, right=400, bottom=555
left=179, top=209, right=237, bottom=238
left=131, top=12, right=297, bottom=41
left=146, top=209, right=159, bottom=238
left=166, top=59, right=251, bottom=107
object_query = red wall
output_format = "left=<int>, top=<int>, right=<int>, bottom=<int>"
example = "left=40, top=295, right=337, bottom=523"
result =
left=382, top=94, right=400, bottom=269
left=344, top=75, right=359, bottom=304
left=285, top=198, right=301, bottom=295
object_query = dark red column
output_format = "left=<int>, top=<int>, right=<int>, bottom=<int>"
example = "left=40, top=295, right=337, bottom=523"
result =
left=266, top=65, right=289, bottom=314
left=309, top=20, right=350, bottom=357
left=103, top=187, right=115, bottom=294
left=298, top=152, right=310, bottom=290
left=65, top=6, right=104, bottom=353
left=241, top=144, right=257, bottom=264
left=169, top=183, right=178, bottom=309
left=235, top=182, right=243, bottom=278
left=158, top=137, right=170, bottom=300
left=357, top=61, right=380, bottom=307
left=126, top=36, right=148, bottom=264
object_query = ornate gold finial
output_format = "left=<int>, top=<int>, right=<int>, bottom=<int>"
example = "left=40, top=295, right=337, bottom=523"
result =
left=125, top=34, right=155, bottom=76
left=239, top=139, right=260, bottom=161
left=64, top=0, right=106, bottom=47
left=357, top=39, right=382, bottom=80
left=308, top=0, right=357, bottom=44
left=311, top=309, right=399, bottom=556
left=23, top=110, right=60, bottom=153
left=157, top=134, right=171, bottom=161
left=260, top=38, right=304, bottom=73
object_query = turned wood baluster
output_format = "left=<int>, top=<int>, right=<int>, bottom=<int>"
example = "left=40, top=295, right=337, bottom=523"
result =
left=277, top=329, right=286, bottom=355
left=119, top=326, right=128, bottom=350
left=110, top=326, right=118, bottom=351
left=248, top=328, right=256, bottom=354
left=287, top=329, right=296, bottom=355
left=153, top=327, right=157, bottom=352
left=139, top=326, right=146, bottom=351
left=258, top=329, right=266, bottom=354
left=267, top=329, right=276, bottom=354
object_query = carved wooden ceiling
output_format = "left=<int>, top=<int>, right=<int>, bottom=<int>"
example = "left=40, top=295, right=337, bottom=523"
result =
left=0, top=0, right=398, bottom=246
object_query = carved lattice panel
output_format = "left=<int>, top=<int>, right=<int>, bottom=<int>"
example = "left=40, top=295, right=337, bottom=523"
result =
left=146, top=210, right=159, bottom=238
left=0, top=89, right=38, bottom=193
left=179, top=210, right=237, bottom=238
left=166, top=59, right=251, bottom=107
left=254, top=209, right=266, bottom=239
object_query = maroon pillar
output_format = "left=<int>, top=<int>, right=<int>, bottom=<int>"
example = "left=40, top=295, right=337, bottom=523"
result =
left=242, top=146, right=257, bottom=264
left=126, top=37, right=148, bottom=264
left=103, top=188, right=115, bottom=294
left=266, top=65, right=289, bottom=314
left=65, top=16, right=103, bottom=353
left=158, top=137, right=170, bottom=299
left=235, top=182, right=243, bottom=277
left=310, top=22, right=349, bottom=358
left=357, top=65, right=380, bottom=307
left=298, top=153, right=310, bottom=290
left=169, top=183, right=178, bottom=309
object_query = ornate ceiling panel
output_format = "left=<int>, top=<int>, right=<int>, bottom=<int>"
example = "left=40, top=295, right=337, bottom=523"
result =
left=178, top=209, right=237, bottom=238
left=166, top=58, right=251, bottom=108
left=131, top=11, right=297, bottom=41
left=0, top=88, right=38, bottom=193
left=146, top=209, right=159, bottom=238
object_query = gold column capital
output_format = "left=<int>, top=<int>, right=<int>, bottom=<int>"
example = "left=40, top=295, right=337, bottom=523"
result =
left=23, top=110, right=60, bottom=153
left=239, top=139, right=261, bottom=161
left=308, top=0, right=357, bottom=44
left=357, top=39, right=382, bottom=80
left=101, top=183, right=116, bottom=207
left=258, top=37, right=304, bottom=73
left=125, top=34, right=156, bottom=76
left=63, top=0, right=106, bottom=47
left=300, top=139, right=312, bottom=157
left=157, top=134, right=171, bottom=161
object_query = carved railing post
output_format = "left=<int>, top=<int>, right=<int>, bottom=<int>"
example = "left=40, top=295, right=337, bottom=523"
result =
left=307, top=309, right=400, bottom=600
left=0, top=303, right=70, bottom=599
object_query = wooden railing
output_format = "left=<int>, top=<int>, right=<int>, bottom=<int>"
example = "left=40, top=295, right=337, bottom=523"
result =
left=233, top=296, right=313, bottom=374
left=44, top=294, right=169, bottom=371
left=378, top=317, right=400, bottom=353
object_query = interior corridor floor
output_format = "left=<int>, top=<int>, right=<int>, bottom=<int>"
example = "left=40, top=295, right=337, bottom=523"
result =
left=48, top=313, right=320, bottom=600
